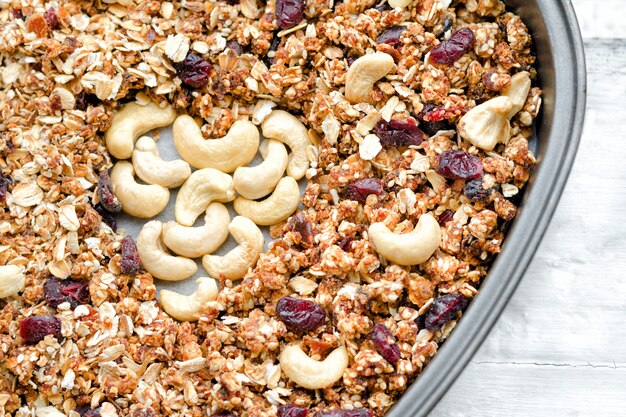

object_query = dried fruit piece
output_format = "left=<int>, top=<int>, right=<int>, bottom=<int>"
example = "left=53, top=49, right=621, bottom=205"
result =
left=44, top=7, right=58, bottom=29
left=211, top=412, right=236, bottom=417
left=436, top=150, right=483, bottom=180
left=226, top=40, right=243, bottom=55
left=464, top=179, right=491, bottom=201
left=278, top=404, right=308, bottom=417
left=344, top=178, right=384, bottom=204
left=19, top=315, right=62, bottom=344
left=374, top=119, right=424, bottom=147
left=437, top=210, right=454, bottom=226
left=94, top=203, right=118, bottom=231
left=424, top=293, right=468, bottom=331
left=120, top=236, right=142, bottom=275
left=376, top=26, right=406, bottom=46
left=287, top=212, right=314, bottom=248
left=0, top=172, right=12, bottom=203
left=430, top=28, right=476, bottom=65
left=417, top=104, right=454, bottom=136
left=76, top=406, right=101, bottom=417
left=276, top=296, right=326, bottom=332
left=97, top=170, right=122, bottom=213
left=44, top=278, right=89, bottom=309
left=175, top=53, right=212, bottom=88
left=370, top=323, right=401, bottom=364
left=275, top=0, right=305, bottom=29
left=314, top=410, right=373, bottom=417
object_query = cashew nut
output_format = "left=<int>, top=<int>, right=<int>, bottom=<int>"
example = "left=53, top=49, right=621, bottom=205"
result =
left=457, top=96, right=513, bottom=151
left=503, top=71, right=532, bottom=118
left=233, top=139, right=289, bottom=199
left=0, top=265, right=25, bottom=298
left=279, top=345, right=349, bottom=390
left=105, top=101, right=177, bottom=159
left=175, top=168, right=236, bottom=226
left=368, top=213, right=441, bottom=265
left=132, top=136, right=191, bottom=188
left=162, top=203, right=230, bottom=258
left=159, top=277, right=218, bottom=321
left=388, top=0, right=410, bottom=9
left=261, top=110, right=311, bottom=180
left=173, top=115, right=259, bottom=172
left=110, top=161, right=170, bottom=218
left=345, top=52, right=395, bottom=104
left=136, top=220, right=197, bottom=281
left=233, top=176, right=300, bottom=226
left=202, top=216, right=264, bottom=280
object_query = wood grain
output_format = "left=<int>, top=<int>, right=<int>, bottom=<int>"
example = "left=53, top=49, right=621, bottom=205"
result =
left=429, top=1, right=626, bottom=415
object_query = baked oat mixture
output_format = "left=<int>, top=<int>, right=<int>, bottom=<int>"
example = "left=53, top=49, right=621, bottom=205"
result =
left=0, top=0, right=541, bottom=416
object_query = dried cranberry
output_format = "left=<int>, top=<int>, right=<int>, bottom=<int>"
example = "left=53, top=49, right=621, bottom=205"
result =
left=226, top=40, right=243, bottom=56
left=276, top=296, right=326, bottom=332
left=97, top=170, right=122, bottom=213
left=436, top=150, right=482, bottom=180
left=94, top=203, right=117, bottom=231
left=437, top=210, right=454, bottom=226
left=120, top=236, right=142, bottom=275
left=76, top=406, right=101, bottom=417
left=424, top=293, right=468, bottom=331
left=275, top=0, right=305, bottom=29
left=44, top=278, right=89, bottom=309
left=314, top=410, right=373, bottom=417
left=278, top=404, right=308, bottom=417
left=374, top=119, right=424, bottom=147
left=338, top=234, right=354, bottom=252
left=226, top=0, right=240, bottom=4
left=20, top=315, right=62, bottom=344
left=211, top=412, right=236, bottom=417
left=370, top=323, right=401, bottom=364
left=287, top=212, right=313, bottom=248
left=175, top=53, right=212, bottom=88
left=12, top=9, right=24, bottom=20
left=75, top=91, right=100, bottom=111
left=464, top=179, right=491, bottom=202
left=430, top=28, right=475, bottom=65
left=44, top=7, right=59, bottom=29
left=344, top=178, right=384, bottom=204
left=0, top=172, right=12, bottom=203
left=376, top=26, right=406, bottom=46
left=416, top=104, right=453, bottom=136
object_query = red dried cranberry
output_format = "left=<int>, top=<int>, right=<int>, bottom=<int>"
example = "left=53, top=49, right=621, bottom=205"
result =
left=314, top=410, right=373, bottom=417
left=94, top=203, right=117, bottom=231
left=12, top=9, right=24, bottom=20
left=436, top=150, right=482, bottom=180
left=437, top=210, right=454, bottom=226
left=344, top=178, right=384, bottom=204
left=175, top=53, right=212, bottom=88
left=44, top=7, right=59, bottom=29
left=338, top=234, right=354, bottom=252
left=278, top=404, right=308, bottom=417
left=226, top=40, right=243, bottom=55
left=464, top=179, right=491, bottom=201
left=20, top=315, right=62, bottom=344
left=76, top=406, right=101, bottom=417
left=211, top=412, right=236, bottom=417
left=376, top=26, right=406, bottom=46
left=0, top=172, right=12, bottom=203
left=276, top=296, right=326, bottom=332
left=424, top=293, right=468, bottom=331
left=44, top=278, right=89, bottom=309
left=374, top=119, right=424, bottom=147
left=287, top=212, right=313, bottom=248
left=370, top=323, right=401, bottom=364
left=416, top=104, right=454, bottom=136
left=75, top=91, right=100, bottom=111
left=97, top=169, right=122, bottom=213
left=430, top=28, right=475, bottom=65
left=275, top=0, right=305, bottom=29
left=120, top=236, right=142, bottom=275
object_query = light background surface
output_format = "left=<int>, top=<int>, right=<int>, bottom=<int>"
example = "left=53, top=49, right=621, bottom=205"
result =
left=429, top=1, right=626, bottom=415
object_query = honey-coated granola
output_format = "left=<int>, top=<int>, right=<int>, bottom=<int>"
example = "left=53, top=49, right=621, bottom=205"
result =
left=0, top=0, right=540, bottom=416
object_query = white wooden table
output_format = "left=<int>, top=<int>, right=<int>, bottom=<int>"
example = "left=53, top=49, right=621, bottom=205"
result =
left=429, top=1, right=626, bottom=415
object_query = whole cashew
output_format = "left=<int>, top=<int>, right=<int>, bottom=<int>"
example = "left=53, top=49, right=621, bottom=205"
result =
left=162, top=203, right=230, bottom=258
left=132, top=136, right=191, bottom=188
left=261, top=110, right=311, bottom=180
left=159, top=277, right=218, bottom=321
left=110, top=161, right=170, bottom=218
left=175, top=168, right=236, bottom=226
left=233, top=139, right=289, bottom=199
left=345, top=52, right=395, bottom=104
left=136, top=220, right=197, bottom=281
left=279, top=345, right=349, bottom=390
left=173, top=115, right=259, bottom=172
left=105, top=101, right=177, bottom=159
left=368, top=213, right=441, bottom=265
left=0, top=265, right=25, bottom=298
left=202, top=216, right=264, bottom=280
left=233, top=176, right=300, bottom=226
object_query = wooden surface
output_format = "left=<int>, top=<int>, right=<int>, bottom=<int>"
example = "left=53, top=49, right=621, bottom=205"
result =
left=429, top=1, right=626, bottom=416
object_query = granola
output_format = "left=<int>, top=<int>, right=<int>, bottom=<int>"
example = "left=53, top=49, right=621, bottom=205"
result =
left=0, top=0, right=539, bottom=416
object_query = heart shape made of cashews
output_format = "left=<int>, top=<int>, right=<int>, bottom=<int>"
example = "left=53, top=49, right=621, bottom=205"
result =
left=159, top=277, right=218, bottom=322
left=368, top=213, right=441, bottom=266
left=279, top=344, right=349, bottom=390
left=173, top=115, right=259, bottom=173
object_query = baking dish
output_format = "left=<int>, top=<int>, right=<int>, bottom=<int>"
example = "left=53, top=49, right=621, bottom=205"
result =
left=386, top=0, right=586, bottom=415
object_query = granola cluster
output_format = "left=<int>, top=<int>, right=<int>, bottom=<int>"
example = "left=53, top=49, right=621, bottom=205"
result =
left=0, top=0, right=539, bottom=416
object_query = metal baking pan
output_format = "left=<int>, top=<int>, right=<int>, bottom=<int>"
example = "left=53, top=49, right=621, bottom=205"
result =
left=387, top=0, right=586, bottom=415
